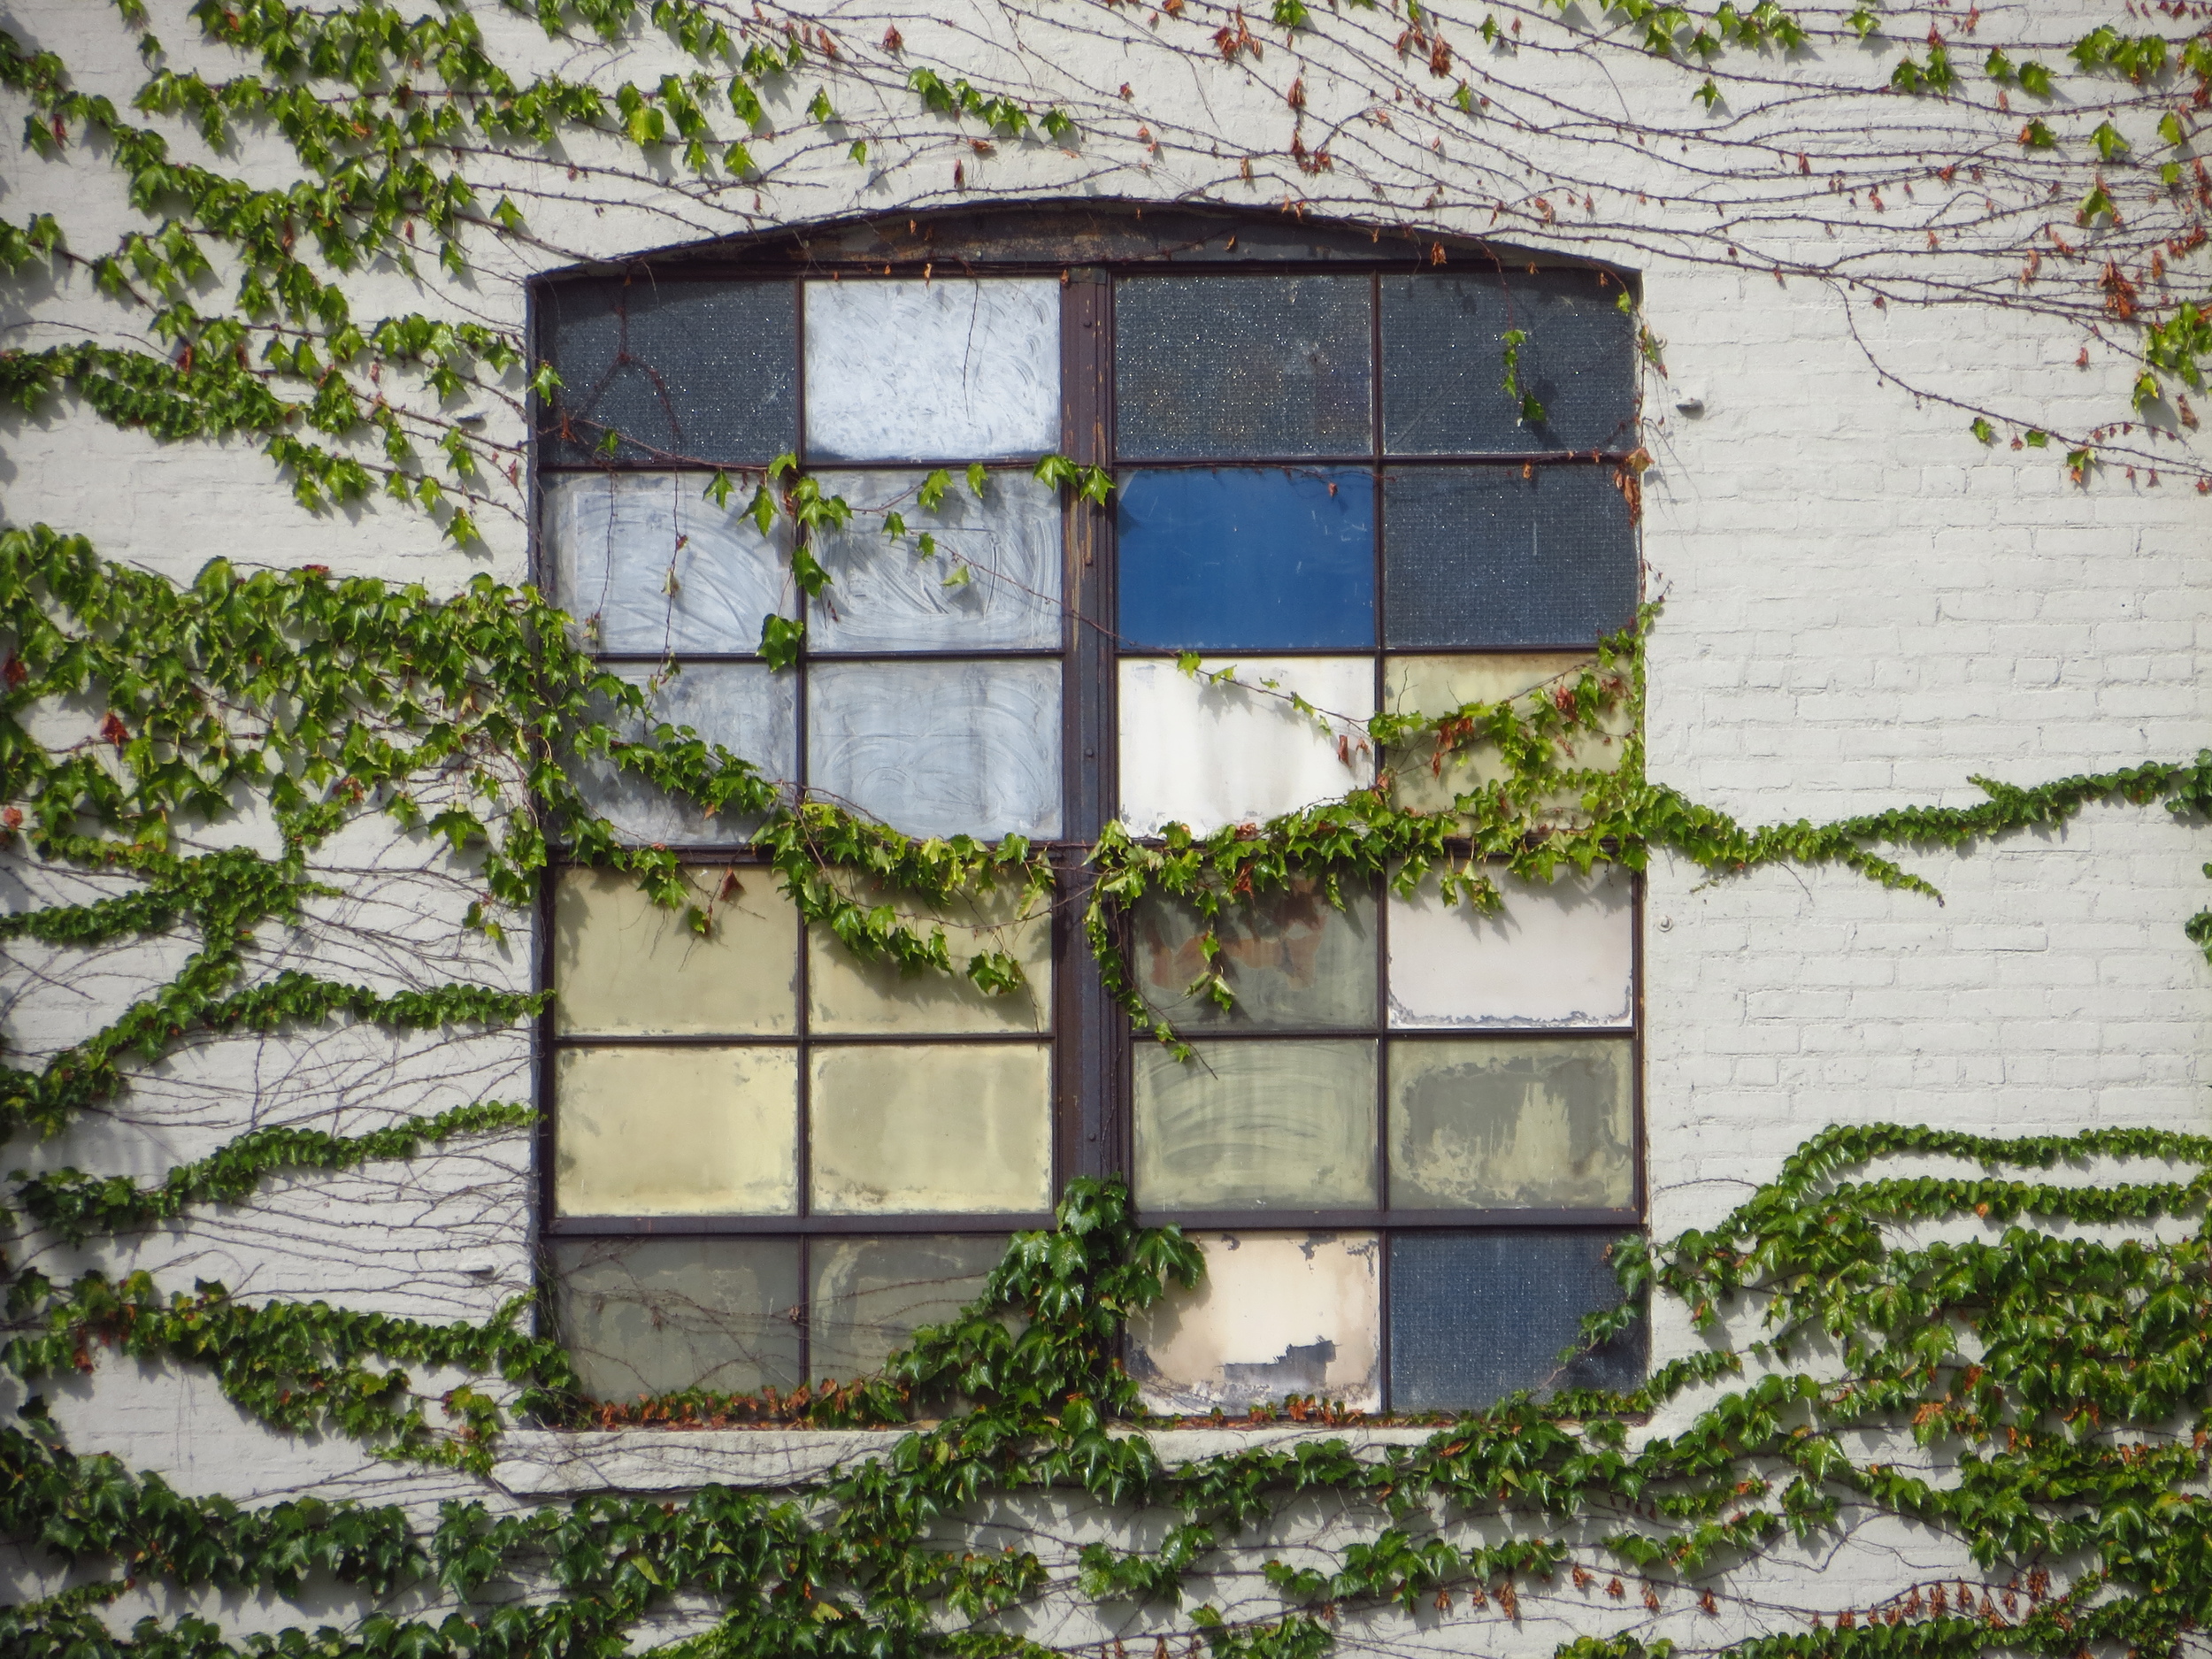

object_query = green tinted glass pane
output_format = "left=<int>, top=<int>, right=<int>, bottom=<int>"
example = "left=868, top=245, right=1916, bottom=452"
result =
left=807, top=1234, right=1007, bottom=1384
left=1134, top=1040, right=1376, bottom=1210
left=1387, top=1037, right=1633, bottom=1210
left=549, top=1236, right=803, bottom=1400
left=1133, top=877, right=1376, bottom=1031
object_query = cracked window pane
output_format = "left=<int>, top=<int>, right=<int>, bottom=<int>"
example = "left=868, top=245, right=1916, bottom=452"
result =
left=1386, top=1036, right=1634, bottom=1210
left=809, top=1043, right=1052, bottom=1215
left=554, top=1045, right=799, bottom=1216
left=1133, top=876, right=1375, bottom=1032
left=550, top=1237, right=803, bottom=1400
left=807, top=1234, right=1008, bottom=1384
left=1134, top=1039, right=1377, bottom=1210
left=1386, top=866, right=1635, bottom=1029
left=554, top=865, right=798, bottom=1038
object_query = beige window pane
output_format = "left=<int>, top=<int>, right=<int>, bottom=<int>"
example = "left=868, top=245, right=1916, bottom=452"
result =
left=1380, top=653, right=1627, bottom=817
left=810, top=1043, right=1051, bottom=1214
left=1387, top=1036, right=1634, bottom=1210
left=1134, top=877, right=1375, bottom=1032
left=1134, top=1040, right=1377, bottom=1210
left=549, top=1237, right=802, bottom=1400
left=554, top=866, right=799, bottom=1037
left=1128, top=1231, right=1380, bottom=1414
left=1386, top=864, right=1634, bottom=1029
left=807, top=1233, right=1008, bottom=1384
left=555, top=1045, right=799, bottom=1216
left=808, top=875, right=1051, bottom=1035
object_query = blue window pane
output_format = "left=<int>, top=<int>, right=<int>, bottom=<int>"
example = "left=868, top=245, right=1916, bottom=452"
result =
left=1382, top=466, right=1634, bottom=648
left=1118, top=468, right=1374, bottom=650
left=1387, top=1231, right=1644, bottom=1411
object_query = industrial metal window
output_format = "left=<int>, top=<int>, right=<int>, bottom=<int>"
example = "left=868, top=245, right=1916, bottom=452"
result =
left=534, top=206, right=1645, bottom=1414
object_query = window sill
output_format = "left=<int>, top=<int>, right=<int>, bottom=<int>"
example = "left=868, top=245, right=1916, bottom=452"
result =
left=494, top=1424, right=1445, bottom=1496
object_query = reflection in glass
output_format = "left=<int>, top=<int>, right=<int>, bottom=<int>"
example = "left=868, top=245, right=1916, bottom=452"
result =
left=810, top=1043, right=1052, bottom=1214
left=567, top=663, right=796, bottom=846
left=1117, top=274, right=1372, bottom=459
left=804, top=279, right=1059, bottom=462
left=809, top=470, right=1062, bottom=651
left=1134, top=877, right=1375, bottom=1030
left=554, top=1046, right=799, bottom=1216
left=1134, top=1040, right=1377, bottom=1210
left=550, top=1236, right=803, bottom=1399
left=807, top=659, right=1062, bottom=840
left=807, top=1234, right=1007, bottom=1383
left=1386, top=1036, right=1633, bottom=1210
left=1386, top=866, right=1634, bottom=1030
left=554, top=866, right=799, bottom=1037
left=1387, top=1231, right=1644, bottom=1409
left=808, top=874, right=1051, bottom=1035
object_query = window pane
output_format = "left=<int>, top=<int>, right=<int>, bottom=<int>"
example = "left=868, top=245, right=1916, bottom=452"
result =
left=1386, top=1036, right=1633, bottom=1210
left=809, top=1043, right=1052, bottom=1215
left=1386, top=866, right=1634, bottom=1029
left=554, top=865, right=798, bottom=1037
left=804, top=278, right=1059, bottom=462
left=541, top=279, right=796, bottom=465
left=1381, top=271, right=1635, bottom=455
left=549, top=1236, right=803, bottom=1399
left=1118, top=656, right=1374, bottom=836
left=810, top=470, right=1062, bottom=651
left=1381, top=653, right=1627, bottom=816
left=1128, top=1231, right=1380, bottom=1413
left=807, top=1234, right=1007, bottom=1384
left=568, top=663, right=796, bottom=845
left=807, top=660, right=1062, bottom=841
left=1382, top=466, right=1636, bottom=649
left=1134, top=876, right=1375, bottom=1031
left=1134, top=1040, right=1377, bottom=1210
left=545, top=471, right=789, bottom=656
left=554, top=1046, right=799, bottom=1216
left=808, top=874, right=1051, bottom=1035
left=1387, top=1231, right=1644, bottom=1409
left=1117, top=468, right=1374, bottom=650
left=1117, top=274, right=1372, bottom=459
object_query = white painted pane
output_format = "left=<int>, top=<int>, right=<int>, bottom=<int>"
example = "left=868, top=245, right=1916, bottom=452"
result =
left=1118, top=657, right=1375, bottom=836
left=571, top=663, right=797, bottom=845
left=808, top=873, right=1051, bottom=1035
left=809, top=1043, right=1052, bottom=1214
left=1134, top=1040, right=1377, bottom=1210
left=804, top=278, right=1059, bottom=462
left=1386, top=865, right=1634, bottom=1028
left=554, top=1045, right=799, bottom=1215
left=810, top=470, right=1061, bottom=651
left=554, top=866, right=798, bottom=1036
left=550, top=1237, right=802, bottom=1399
left=807, top=1234, right=1007, bottom=1383
left=1387, top=1036, right=1634, bottom=1210
left=1381, top=653, right=1627, bottom=816
left=807, top=660, right=1061, bottom=840
left=1133, top=876, right=1374, bottom=1031
left=1129, top=1231, right=1380, bottom=1414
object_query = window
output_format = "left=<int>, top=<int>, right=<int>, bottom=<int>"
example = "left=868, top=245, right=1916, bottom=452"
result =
left=535, top=206, right=1644, bottom=1414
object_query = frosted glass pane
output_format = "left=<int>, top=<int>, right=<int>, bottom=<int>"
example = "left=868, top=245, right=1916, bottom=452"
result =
left=807, top=660, right=1061, bottom=840
left=550, top=1237, right=803, bottom=1399
left=1381, top=653, right=1628, bottom=816
left=805, top=279, right=1058, bottom=462
left=544, top=471, right=790, bottom=656
left=1133, top=877, right=1374, bottom=1031
left=1117, top=468, right=1374, bottom=651
left=1387, top=1037, right=1633, bottom=1210
left=1388, top=1232, right=1643, bottom=1409
left=1116, top=274, right=1371, bottom=459
left=554, top=1046, right=799, bottom=1216
left=1129, top=1231, right=1380, bottom=1413
left=809, top=470, right=1062, bottom=651
left=1134, top=1040, right=1376, bottom=1210
left=810, top=1043, right=1052, bottom=1214
left=553, top=865, right=798, bottom=1036
left=808, top=1234, right=1007, bottom=1383
left=1118, top=657, right=1374, bottom=836
left=809, top=873, right=1051, bottom=1034
left=1386, top=865, right=1634, bottom=1028
left=570, top=663, right=796, bottom=845
left=541, top=278, right=796, bottom=465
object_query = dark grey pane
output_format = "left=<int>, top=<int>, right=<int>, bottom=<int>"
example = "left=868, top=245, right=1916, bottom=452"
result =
left=1382, top=271, right=1635, bottom=455
left=541, top=279, right=796, bottom=465
left=1383, top=466, right=1635, bottom=648
left=1117, top=275, right=1371, bottom=459
left=549, top=1236, right=803, bottom=1400
left=808, top=1234, right=1007, bottom=1384
left=1387, top=1231, right=1644, bottom=1411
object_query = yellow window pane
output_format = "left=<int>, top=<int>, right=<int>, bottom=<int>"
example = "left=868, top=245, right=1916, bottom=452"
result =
left=1387, top=1036, right=1634, bottom=1210
left=809, top=1043, right=1051, bottom=1215
left=807, top=876, right=1051, bottom=1035
left=553, top=866, right=798, bottom=1037
left=555, top=1045, right=799, bottom=1216
left=807, top=1233, right=1007, bottom=1385
left=549, top=1237, right=803, bottom=1400
left=1380, top=653, right=1629, bottom=817
left=1133, top=1040, right=1377, bottom=1210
